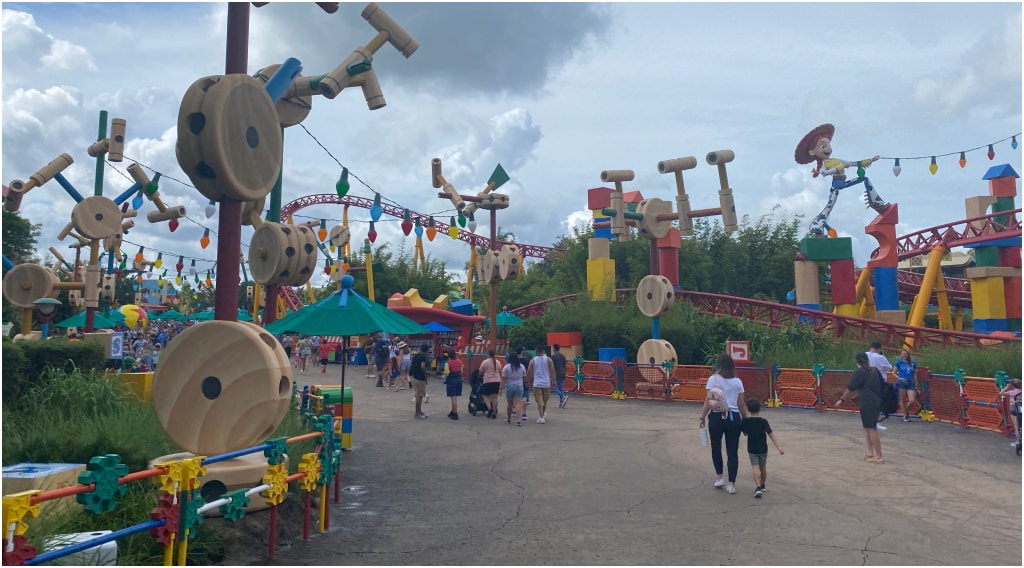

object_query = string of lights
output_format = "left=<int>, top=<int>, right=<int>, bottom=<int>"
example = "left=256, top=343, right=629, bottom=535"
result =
left=881, top=132, right=1020, bottom=176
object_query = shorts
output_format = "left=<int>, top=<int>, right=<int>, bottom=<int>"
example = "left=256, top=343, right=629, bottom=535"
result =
left=896, top=379, right=915, bottom=390
left=859, top=403, right=880, bottom=428
left=749, top=453, right=768, bottom=466
left=412, top=378, right=427, bottom=397
left=400, top=360, right=411, bottom=373
left=481, top=382, right=500, bottom=396
left=504, top=383, right=524, bottom=400
left=319, top=358, right=328, bottom=366
left=446, top=381, right=463, bottom=397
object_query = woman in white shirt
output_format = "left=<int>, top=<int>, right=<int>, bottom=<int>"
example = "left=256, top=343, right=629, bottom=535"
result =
left=698, top=354, right=749, bottom=494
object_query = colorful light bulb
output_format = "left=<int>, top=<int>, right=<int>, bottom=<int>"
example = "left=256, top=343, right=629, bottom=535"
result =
left=892, top=158, right=901, bottom=177
left=988, top=144, right=995, bottom=160
left=449, top=216, right=459, bottom=240
left=135, top=247, right=144, bottom=263
left=414, top=218, right=423, bottom=238
left=318, top=219, right=327, bottom=242
left=370, top=193, right=383, bottom=222
left=426, top=216, right=436, bottom=242
left=131, top=190, right=144, bottom=211
left=368, top=221, right=378, bottom=243
left=200, top=228, right=211, bottom=249
left=189, top=259, right=197, bottom=275
left=205, top=272, right=212, bottom=287
left=467, top=211, right=477, bottom=233
left=205, top=199, right=217, bottom=218
left=335, top=167, right=350, bottom=197
left=1013, top=136, right=1019, bottom=150
left=457, top=213, right=467, bottom=228
left=401, top=209, right=413, bottom=236
left=959, top=151, right=966, bottom=168
left=176, top=275, right=182, bottom=285
left=175, top=256, right=184, bottom=273
left=929, top=156, right=938, bottom=175
left=168, top=218, right=179, bottom=232
left=154, top=253, right=163, bottom=268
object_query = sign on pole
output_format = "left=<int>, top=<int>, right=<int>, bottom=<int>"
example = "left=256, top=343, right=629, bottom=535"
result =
left=726, top=340, right=750, bottom=364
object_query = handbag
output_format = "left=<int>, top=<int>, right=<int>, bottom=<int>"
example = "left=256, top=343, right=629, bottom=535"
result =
left=699, top=426, right=709, bottom=447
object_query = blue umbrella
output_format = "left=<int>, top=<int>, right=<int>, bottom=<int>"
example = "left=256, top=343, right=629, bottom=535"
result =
left=424, top=321, right=454, bottom=333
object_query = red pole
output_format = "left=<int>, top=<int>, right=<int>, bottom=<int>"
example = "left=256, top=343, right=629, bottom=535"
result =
left=214, top=1, right=249, bottom=321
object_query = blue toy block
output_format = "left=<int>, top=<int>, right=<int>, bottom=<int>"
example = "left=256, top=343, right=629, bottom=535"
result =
left=873, top=266, right=900, bottom=311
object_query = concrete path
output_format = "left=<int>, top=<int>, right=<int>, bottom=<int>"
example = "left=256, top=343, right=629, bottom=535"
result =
left=255, top=364, right=1021, bottom=565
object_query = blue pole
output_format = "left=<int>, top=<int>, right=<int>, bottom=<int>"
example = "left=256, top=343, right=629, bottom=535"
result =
left=651, top=316, right=660, bottom=340
left=2, top=255, right=15, bottom=270
left=52, top=173, right=84, bottom=203
left=112, top=182, right=142, bottom=206
left=27, top=519, right=165, bottom=565
left=263, top=57, right=302, bottom=103
left=202, top=442, right=272, bottom=465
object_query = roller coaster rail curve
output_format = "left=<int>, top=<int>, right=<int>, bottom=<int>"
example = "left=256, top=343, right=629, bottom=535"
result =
left=510, top=288, right=1021, bottom=351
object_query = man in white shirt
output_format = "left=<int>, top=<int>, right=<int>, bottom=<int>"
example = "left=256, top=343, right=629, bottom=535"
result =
left=867, top=341, right=893, bottom=429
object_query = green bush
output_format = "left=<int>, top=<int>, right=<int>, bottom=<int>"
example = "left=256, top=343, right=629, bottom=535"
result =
left=3, top=339, right=106, bottom=406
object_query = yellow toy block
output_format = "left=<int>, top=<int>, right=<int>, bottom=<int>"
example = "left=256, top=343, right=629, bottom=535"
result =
left=970, top=277, right=1007, bottom=320
left=587, top=257, right=616, bottom=301
left=341, top=433, right=352, bottom=451
left=833, top=304, right=859, bottom=317
left=120, top=372, right=154, bottom=402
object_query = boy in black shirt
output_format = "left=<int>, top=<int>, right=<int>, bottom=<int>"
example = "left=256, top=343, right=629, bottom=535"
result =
left=739, top=398, right=784, bottom=498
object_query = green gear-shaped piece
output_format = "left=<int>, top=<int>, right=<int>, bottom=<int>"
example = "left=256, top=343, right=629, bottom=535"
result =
left=263, top=437, right=289, bottom=466
left=954, top=368, right=966, bottom=387
left=812, top=363, right=825, bottom=380
left=219, top=489, right=250, bottom=522
left=319, top=449, right=341, bottom=487
left=995, top=371, right=1009, bottom=390
left=573, top=355, right=585, bottom=384
left=76, top=454, right=128, bottom=515
left=179, top=489, right=204, bottom=534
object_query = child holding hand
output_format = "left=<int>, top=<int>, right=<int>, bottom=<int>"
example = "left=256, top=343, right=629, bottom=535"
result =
left=740, top=398, right=784, bottom=498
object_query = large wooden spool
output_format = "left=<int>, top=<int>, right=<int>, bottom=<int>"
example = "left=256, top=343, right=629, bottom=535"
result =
left=636, top=197, right=674, bottom=240
left=71, top=196, right=122, bottom=240
left=637, top=338, right=678, bottom=368
left=291, top=224, right=319, bottom=286
left=176, top=74, right=283, bottom=202
left=2, top=264, right=59, bottom=308
left=636, top=274, right=676, bottom=318
left=152, top=321, right=292, bottom=455
left=328, top=225, right=350, bottom=249
left=247, top=222, right=318, bottom=286
left=498, top=244, right=521, bottom=281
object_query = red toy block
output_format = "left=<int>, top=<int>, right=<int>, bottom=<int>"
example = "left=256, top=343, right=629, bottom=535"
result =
left=866, top=223, right=898, bottom=268
left=623, top=190, right=645, bottom=204
left=999, top=246, right=1022, bottom=268
left=547, top=332, right=583, bottom=348
left=866, top=203, right=899, bottom=227
left=989, top=176, right=1017, bottom=198
left=830, top=259, right=857, bottom=305
left=587, top=187, right=612, bottom=211
left=656, top=227, right=681, bottom=250
left=1004, top=276, right=1022, bottom=319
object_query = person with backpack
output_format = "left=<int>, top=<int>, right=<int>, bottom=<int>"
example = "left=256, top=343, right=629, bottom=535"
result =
left=835, top=352, right=885, bottom=464
left=698, top=354, right=749, bottom=494
left=866, top=341, right=893, bottom=430
left=410, top=344, right=430, bottom=419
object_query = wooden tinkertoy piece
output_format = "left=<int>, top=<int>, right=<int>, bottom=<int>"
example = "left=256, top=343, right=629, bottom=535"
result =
left=152, top=320, right=292, bottom=456
left=5, top=153, right=74, bottom=212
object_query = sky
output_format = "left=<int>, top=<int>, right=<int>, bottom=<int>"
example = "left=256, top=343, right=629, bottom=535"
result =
left=2, top=1, right=1021, bottom=298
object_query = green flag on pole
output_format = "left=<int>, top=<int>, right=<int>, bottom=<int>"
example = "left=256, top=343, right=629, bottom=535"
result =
left=487, top=164, right=509, bottom=190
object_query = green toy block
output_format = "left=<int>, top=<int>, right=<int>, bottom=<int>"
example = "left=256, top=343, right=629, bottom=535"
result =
left=992, top=196, right=1017, bottom=226
left=799, top=236, right=853, bottom=261
left=974, top=246, right=1000, bottom=267
left=343, top=386, right=353, bottom=403
left=1008, top=319, right=1022, bottom=332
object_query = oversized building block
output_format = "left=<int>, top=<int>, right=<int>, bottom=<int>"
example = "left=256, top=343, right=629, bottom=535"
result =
left=830, top=259, right=857, bottom=305
left=587, top=187, right=613, bottom=210
left=794, top=260, right=820, bottom=305
left=657, top=228, right=681, bottom=287
left=1008, top=319, right=1022, bottom=332
left=834, top=304, right=859, bottom=318
left=873, top=266, right=900, bottom=311
left=992, top=196, right=1017, bottom=226
left=1004, top=276, right=1022, bottom=319
left=998, top=246, right=1021, bottom=268
left=983, top=164, right=1019, bottom=197
left=799, top=236, right=853, bottom=261
left=588, top=237, right=610, bottom=259
left=973, top=318, right=1008, bottom=333
left=965, top=266, right=1021, bottom=279
left=970, top=276, right=1007, bottom=320
left=547, top=332, right=583, bottom=348
left=974, top=246, right=1000, bottom=267
left=964, top=196, right=997, bottom=232
left=875, top=310, right=906, bottom=324
left=587, top=257, right=616, bottom=301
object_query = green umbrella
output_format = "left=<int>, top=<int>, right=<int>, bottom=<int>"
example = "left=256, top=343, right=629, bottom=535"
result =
left=55, top=311, right=117, bottom=329
left=264, top=277, right=429, bottom=390
left=103, top=309, right=126, bottom=323
left=188, top=310, right=215, bottom=321
left=236, top=310, right=254, bottom=322
left=484, top=310, right=523, bottom=327
left=154, top=309, right=187, bottom=321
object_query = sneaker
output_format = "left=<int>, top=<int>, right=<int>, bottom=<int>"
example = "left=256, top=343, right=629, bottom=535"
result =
left=759, top=485, right=767, bottom=493
left=537, top=417, right=544, bottom=424
left=449, top=413, right=459, bottom=420
left=726, top=485, right=736, bottom=494
left=415, top=413, right=427, bottom=419
left=559, top=395, right=568, bottom=408
left=754, top=487, right=763, bottom=498
left=424, top=394, right=430, bottom=403
left=876, top=424, right=888, bottom=431
left=714, top=479, right=726, bottom=488
left=522, top=413, right=527, bottom=420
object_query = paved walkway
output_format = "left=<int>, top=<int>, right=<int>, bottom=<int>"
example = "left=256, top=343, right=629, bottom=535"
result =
left=253, top=364, right=1020, bottom=565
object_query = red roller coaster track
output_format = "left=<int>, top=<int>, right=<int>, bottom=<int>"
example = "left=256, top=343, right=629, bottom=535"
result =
left=280, top=194, right=566, bottom=260
left=510, top=289, right=1020, bottom=350
left=873, top=208, right=1021, bottom=261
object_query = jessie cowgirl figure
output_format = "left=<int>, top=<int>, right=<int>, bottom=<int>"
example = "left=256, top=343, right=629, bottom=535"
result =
left=795, top=123, right=890, bottom=236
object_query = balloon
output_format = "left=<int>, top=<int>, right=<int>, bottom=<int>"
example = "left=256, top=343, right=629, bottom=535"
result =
left=120, top=304, right=149, bottom=329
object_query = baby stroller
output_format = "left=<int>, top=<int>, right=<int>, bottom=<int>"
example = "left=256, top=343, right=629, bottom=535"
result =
left=467, top=369, right=488, bottom=416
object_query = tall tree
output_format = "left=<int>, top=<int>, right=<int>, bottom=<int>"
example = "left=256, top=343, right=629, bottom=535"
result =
left=2, top=209, right=41, bottom=265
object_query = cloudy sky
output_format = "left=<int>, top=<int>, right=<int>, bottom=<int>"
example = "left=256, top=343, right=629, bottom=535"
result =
left=3, top=2, right=1021, bottom=297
